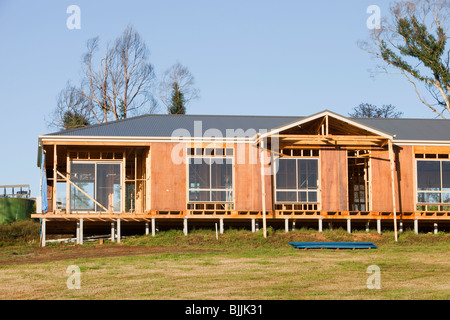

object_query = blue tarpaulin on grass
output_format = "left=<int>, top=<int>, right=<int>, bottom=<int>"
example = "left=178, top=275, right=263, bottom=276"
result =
left=289, top=242, right=377, bottom=249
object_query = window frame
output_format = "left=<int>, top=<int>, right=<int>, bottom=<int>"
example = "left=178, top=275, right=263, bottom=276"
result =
left=187, top=150, right=234, bottom=204
left=415, top=158, right=450, bottom=205
left=69, top=160, right=123, bottom=213
left=273, top=156, right=320, bottom=204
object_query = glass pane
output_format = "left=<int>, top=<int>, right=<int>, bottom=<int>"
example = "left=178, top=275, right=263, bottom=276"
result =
left=298, top=191, right=307, bottom=202
left=211, top=190, right=233, bottom=202
left=211, top=162, right=232, bottom=189
left=189, top=190, right=210, bottom=202
left=276, top=159, right=296, bottom=189
left=97, top=163, right=121, bottom=212
left=443, top=193, right=450, bottom=203
left=56, top=182, right=66, bottom=211
left=417, top=192, right=441, bottom=203
left=298, top=159, right=318, bottom=189
left=443, top=161, right=450, bottom=191
left=189, top=158, right=210, bottom=189
left=276, top=191, right=297, bottom=202
left=308, top=191, right=317, bottom=202
left=125, top=183, right=135, bottom=212
left=417, top=161, right=441, bottom=191
left=70, top=163, right=95, bottom=211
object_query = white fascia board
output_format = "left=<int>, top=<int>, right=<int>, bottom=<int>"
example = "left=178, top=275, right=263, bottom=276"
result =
left=39, top=135, right=254, bottom=144
left=394, top=140, right=450, bottom=146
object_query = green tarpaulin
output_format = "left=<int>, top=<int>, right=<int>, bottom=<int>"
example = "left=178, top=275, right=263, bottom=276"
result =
left=0, top=198, right=34, bottom=224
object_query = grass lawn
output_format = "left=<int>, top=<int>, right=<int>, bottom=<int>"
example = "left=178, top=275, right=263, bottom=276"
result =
left=0, top=222, right=449, bottom=300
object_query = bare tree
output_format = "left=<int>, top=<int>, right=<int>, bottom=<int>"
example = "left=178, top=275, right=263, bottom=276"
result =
left=79, top=25, right=156, bottom=123
left=349, top=103, right=404, bottom=118
left=159, top=62, right=200, bottom=114
left=47, top=82, right=91, bottom=130
left=359, top=0, right=450, bottom=118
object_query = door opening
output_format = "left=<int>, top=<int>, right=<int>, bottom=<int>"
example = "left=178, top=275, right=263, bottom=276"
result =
left=348, top=152, right=370, bottom=211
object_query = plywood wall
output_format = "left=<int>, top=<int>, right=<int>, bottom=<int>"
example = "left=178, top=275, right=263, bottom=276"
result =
left=150, top=142, right=187, bottom=211
left=320, top=147, right=348, bottom=211
left=234, top=143, right=272, bottom=211
left=371, top=145, right=415, bottom=212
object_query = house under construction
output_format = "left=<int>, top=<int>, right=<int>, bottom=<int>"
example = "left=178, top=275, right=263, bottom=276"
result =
left=31, top=110, right=450, bottom=245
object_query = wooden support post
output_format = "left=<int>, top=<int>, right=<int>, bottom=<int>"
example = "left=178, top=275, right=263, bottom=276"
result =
left=251, top=219, right=256, bottom=233
left=134, top=150, right=137, bottom=213
left=183, top=217, right=188, bottom=236
left=318, top=217, right=323, bottom=233
left=388, top=140, right=399, bottom=242
left=285, top=219, right=289, bottom=233
left=260, top=139, right=267, bottom=238
left=117, top=218, right=121, bottom=243
left=111, top=221, right=115, bottom=242
left=41, top=218, right=46, bottom=247
left=53, top=144, right=57, bottom=213
left=145, top=221, right=149, bottom=235
left=414, top=219, right=419, bottom=235
left=347, top=219, right=351, bottom=234
left=377, top=219, right=381, bottom=234
left=76, top=221, right=80, bottom=244
left=79, top=218, right=83, bottom=245
left=152, top=218, right=156, bottom=237
left=122, top=153, right=126, bottom=213
left=66, top=152, right=71, bottom=214
left=219, top=218, right=224, bottom=234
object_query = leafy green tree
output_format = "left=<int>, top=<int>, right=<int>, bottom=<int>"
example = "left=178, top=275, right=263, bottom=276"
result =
left=360, top=0, right=450, bottom=118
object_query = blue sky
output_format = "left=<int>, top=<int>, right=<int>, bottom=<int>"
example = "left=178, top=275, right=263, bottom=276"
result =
left=0, top=0, right=441, bottom=196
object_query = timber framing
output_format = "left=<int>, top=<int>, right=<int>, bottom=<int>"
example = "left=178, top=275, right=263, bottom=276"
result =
left=33, top=110, right=450, bottom=244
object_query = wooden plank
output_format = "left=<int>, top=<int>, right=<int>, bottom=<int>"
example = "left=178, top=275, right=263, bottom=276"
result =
left=151, top=142, right=187, bottom=211
left=388, top=140, right=399, bottom=242
left=66, top=152, right=71, bottom=214
left=53, top=145, right=57, bottom=213
left=320, top=148, right=348, bottom=211
left=413, top=146, right=450, bottom=154
left=371, top=145, right=415, bottom=212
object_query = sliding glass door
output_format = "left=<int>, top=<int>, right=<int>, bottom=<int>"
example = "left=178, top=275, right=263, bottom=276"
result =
left=70, top=161, right=122, bottom=213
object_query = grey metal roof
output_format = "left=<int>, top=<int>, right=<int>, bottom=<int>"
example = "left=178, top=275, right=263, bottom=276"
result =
left=46, top=114, right=304, bottom=138
left=356, top=118, right=450, bottom=141
left=45, top=113, right=450, bottom=142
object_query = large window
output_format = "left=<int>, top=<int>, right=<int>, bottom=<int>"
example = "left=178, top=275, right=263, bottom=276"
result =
left=70, top=162, right=122, bottom=212
left=417, top=160, right=450, bottom=204
left=275, top=158, right=319, bottom=203
left=188, top=157, right=233, bottom=203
